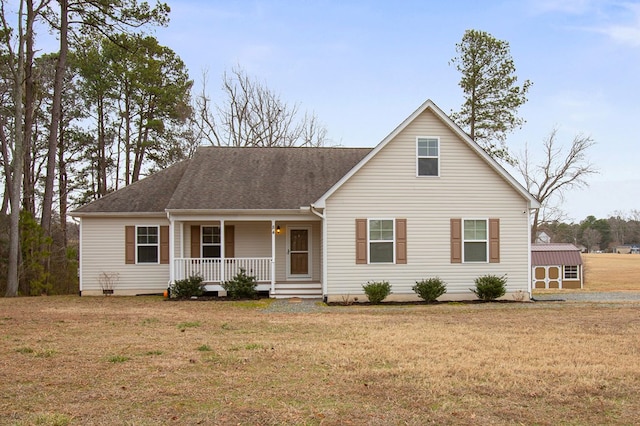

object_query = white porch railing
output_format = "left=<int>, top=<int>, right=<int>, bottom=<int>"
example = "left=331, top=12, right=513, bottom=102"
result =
left=174, top=258, right=272, bottom=283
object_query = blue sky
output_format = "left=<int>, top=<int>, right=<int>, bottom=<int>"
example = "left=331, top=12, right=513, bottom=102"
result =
left=156, top=1, right=640, bottom=222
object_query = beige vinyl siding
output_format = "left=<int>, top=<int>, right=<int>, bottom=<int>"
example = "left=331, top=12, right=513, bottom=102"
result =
left=325, top=109, right=531, bottom=300
left=80, top=217, right=170, bottom=295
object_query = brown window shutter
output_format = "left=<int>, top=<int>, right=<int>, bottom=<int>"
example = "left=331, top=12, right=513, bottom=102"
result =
left=190, top=225, right=200, bottom=258
left=396, top=218, right=407, bottom=264
left=224, top=225, right=235, bottom=258
left=489, top=218, right=500, bottom=263
left=125, top=226, right=135, bottom=264
left=355, top=219, right=367, bottom=264
left=450, top=219, right=462, bottom=263
left=160, top=226, right=169, bottom=264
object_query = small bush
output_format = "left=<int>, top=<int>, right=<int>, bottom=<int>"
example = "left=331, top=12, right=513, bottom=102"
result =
left=471, top=274, right=507, bottom=301
left=222, top=268, right=258, bottom=299
left=413, top=277, right=447, bottom=302
left=362, top=281, right=391, bottom=304
left=170, top=275, right=204, bottom=299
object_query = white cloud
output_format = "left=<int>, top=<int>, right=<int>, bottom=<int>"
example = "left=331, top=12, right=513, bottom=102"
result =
left=592, top=2, right=640, bottom=46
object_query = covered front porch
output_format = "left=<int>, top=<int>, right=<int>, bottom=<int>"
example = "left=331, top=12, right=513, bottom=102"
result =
left=168, top=213, right=323, bottom=298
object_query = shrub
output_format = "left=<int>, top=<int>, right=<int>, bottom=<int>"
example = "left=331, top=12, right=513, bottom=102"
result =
left=170, top=275, right=204, bottom=299
left=222, top=268, right=258, bottom=299
left=362, top=281, right=391, bottom=304
left=471, top=274, right=507, bottom=301
left=412, top=277, right=447, bottom=302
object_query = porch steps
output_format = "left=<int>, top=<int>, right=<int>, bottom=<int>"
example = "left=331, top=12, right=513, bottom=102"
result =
left=272, top=282, right=322, bottom=299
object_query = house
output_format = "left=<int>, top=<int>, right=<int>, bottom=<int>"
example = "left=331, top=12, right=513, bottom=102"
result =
left=535, top=231, right=551, bottom=244
left=616, top=245, right=640, bottom=254
left=531, top=243, right=583, bottom=289
left=71, top=99, right=540, bottom=301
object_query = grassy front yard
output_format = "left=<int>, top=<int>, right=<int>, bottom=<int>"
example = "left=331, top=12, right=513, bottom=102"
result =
left=1, top=295, right=640, bottom=425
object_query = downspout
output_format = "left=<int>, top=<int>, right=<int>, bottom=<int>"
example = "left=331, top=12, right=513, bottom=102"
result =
left=527, top=206, right=537, bottom=299
left=310, top=204, right=327, bottom=301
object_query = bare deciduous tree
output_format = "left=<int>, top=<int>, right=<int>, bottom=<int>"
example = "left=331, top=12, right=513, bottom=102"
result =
left=517, top=128, right=598, bottom=242
left=193, top=67, right=327, bottom=148
left=582, top=227, right=602, bottom=253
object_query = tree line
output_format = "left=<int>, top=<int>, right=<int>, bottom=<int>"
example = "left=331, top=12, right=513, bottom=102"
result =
left=0, top=5, right=602, bottom=296
left=541, top=211, right=640, bottom=253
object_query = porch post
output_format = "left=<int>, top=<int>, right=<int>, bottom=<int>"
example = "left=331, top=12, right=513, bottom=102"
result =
left=169, top=215, right=175, bottom=284
left=271, top=220, right=276, bottom=295
left=220, top=219, right=225, bottom=283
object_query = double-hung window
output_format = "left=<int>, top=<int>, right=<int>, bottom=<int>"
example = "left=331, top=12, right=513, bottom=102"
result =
left=202, top=226, right=221, bottom=258
left=564, top=265, right=578, bottom=280
left=463, top=219, right=488, bottom=262
left=137, top=226, right=159, bottom=263
left=417, top=137, right=439, bottom=177
left=369, top=219, right=394, bottom=263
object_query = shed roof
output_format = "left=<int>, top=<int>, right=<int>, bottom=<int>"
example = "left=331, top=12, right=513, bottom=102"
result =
left=531, top=243, right=583, bottom=266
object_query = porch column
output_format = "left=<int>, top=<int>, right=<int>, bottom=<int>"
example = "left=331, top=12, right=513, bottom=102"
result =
left=220, top=219, right=225, bottom=283
left=169, top=216, right=175, bottom=284
left=271, top=220, right=276, bottom=295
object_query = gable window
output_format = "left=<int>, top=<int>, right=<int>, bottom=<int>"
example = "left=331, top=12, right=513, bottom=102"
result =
left=463, top=219, right=488, bottom=262
left=564, top=265, right=578, bottom=280
left=137, top=226, right=159, bottom=263
left=202, top=226, right=221, bottom=258
left=369, top=219, right=394, bottom=263
left=417, top=137, right=439, bottom=177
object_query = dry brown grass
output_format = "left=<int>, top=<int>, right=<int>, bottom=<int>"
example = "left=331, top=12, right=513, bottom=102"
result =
left=583, top=253, right=640, bottom=291
left=2, top=296, right=640, bottom=425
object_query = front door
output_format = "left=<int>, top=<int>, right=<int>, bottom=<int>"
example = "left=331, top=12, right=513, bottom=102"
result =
left=288, top=227, right=311, bottom=279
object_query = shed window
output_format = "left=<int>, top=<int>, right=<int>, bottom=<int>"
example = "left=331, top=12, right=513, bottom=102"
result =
left=564, top=265, right=578, bottom=280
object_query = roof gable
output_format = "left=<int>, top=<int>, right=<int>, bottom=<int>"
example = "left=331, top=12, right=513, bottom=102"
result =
left=314, top=99, right=539, bottom=208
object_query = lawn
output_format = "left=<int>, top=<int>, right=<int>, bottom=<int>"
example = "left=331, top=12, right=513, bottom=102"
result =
left=582, top=253, right=640, bottom=291
left=1, top=295, right=640, bottom=425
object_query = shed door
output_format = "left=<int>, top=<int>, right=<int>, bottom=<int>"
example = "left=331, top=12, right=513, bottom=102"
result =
left=533, top=266, right=562, bottom=289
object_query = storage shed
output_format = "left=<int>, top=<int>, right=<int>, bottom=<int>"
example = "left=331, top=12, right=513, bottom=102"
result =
left=532, top=243, right=583, bottom=289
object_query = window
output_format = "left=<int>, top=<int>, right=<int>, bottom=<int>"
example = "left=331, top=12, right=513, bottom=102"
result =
left=137, top=226, right=159, bottom=263
left=564, top=265, right=578, bottom=280
left=463, top=219, right=487, bottom=262
left=202, top=226, right=221, bottom=258
left=369, top=219, right=394, bottom=263
left=417, top=137, right=439, bottom=176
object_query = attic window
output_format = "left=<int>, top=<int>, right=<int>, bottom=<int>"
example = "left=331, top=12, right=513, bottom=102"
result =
left=417, top=137, right=439, bottom=177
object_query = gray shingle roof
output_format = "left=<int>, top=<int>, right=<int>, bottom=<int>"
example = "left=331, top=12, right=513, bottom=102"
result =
left=72, top=146, right=371, bottom=214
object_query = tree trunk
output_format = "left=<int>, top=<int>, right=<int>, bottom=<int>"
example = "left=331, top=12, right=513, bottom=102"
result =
left=58, top=111, right=67, bottom=249
left=22, top=0, right=35, bottom=216
left=6, top=1, right=27, bottom=297
left=41, top=0, right=68, bottom=235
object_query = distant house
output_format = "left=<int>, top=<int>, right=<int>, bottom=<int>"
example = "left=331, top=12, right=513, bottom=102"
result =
left=616, top=245, right=640, bottom=254
left=532, top=243, right=583, bottom=289
left=535, top=231, right=551, bottom=244
left=71, top=99, right=540, bottom=301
